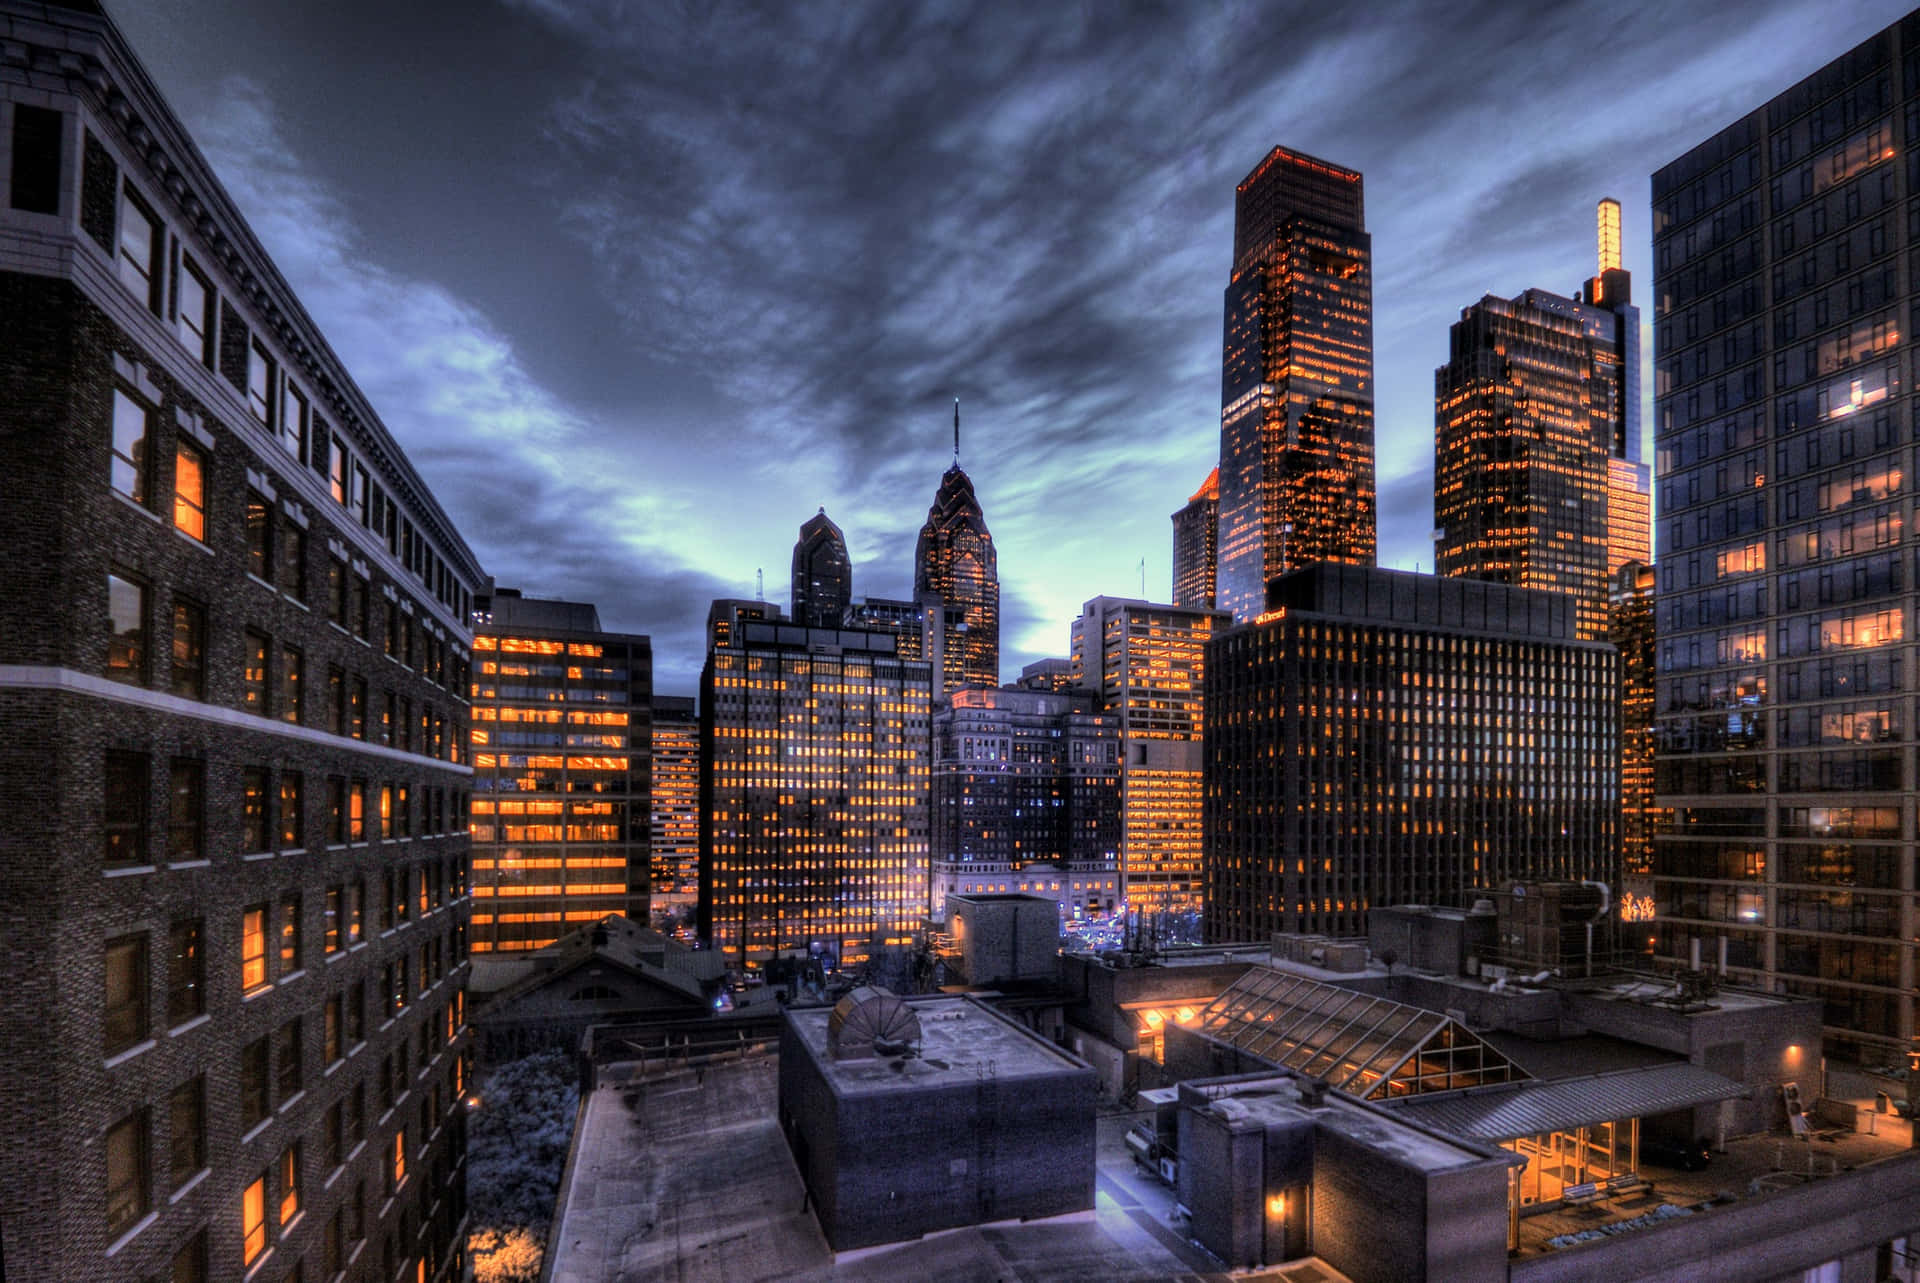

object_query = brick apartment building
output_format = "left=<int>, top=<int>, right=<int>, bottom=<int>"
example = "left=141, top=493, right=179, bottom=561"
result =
left=0, top=3, right=486, bottom=1280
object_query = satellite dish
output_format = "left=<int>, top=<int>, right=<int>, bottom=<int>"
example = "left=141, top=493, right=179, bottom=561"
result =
left=827, top=987, right=921, bottom=1060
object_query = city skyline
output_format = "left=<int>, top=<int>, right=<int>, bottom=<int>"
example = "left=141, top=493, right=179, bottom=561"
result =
left=102, top=0, right=1910, bottom=689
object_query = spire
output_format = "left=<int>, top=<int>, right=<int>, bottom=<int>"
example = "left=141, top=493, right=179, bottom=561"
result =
left=1597, top=197, right=1621, bottom=275
left=953, top=398, right=960, bottom=464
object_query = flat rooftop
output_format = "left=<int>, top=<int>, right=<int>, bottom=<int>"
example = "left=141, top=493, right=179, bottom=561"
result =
left=547, top=1052, right=1358, bottom=1282
left=1200, top=1075, right=1507, bottom=1175
left=789, top=997, right=1084, bottom=1095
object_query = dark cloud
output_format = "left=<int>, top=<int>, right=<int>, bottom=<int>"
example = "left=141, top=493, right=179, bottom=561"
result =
left=107, top=0, right=1909, bottom=691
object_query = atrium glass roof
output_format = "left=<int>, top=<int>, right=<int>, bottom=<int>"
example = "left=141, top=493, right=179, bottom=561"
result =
left=1191, top=968, right=1533, bottom=1100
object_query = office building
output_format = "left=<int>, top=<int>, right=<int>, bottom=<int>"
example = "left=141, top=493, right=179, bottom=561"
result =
left=1014, top=657, right=1076, bottom=692
left=648, top=695, right=699, bottom=933
left=1434, top=202, right=1645, bottom=641
left=698, top=613, right=932, bottom=968
left=1170, top=466, right=1218, bottom=610
left=914, top=405, right=999, bottom=691
left=1070, top=597, right=1230, bottom=913
left=468, top=592, right=649, bottom=955
left=1651, top=19, right=1916, bottom=1065
left=1204, top=566, right=1620, bottom=941
left=1612, top=562, right=1659, bottom=881
left=0, top=6, right=482, bottom=1277
left=1215, top=146, right=1375, bottom=621
left=789, top=507, right=851, bottom=629
left=930, top=685, right=1121, bottom=919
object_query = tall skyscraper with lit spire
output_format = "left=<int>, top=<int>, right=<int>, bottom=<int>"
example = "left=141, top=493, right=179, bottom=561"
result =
left=1215, top=145, right=1375, bottom=621
left=915, top=401, right=1000, bottom=692
left=790, top=507, right=852, bottom=628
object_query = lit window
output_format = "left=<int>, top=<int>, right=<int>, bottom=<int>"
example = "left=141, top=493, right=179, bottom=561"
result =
left=110, top=388, right=149, bottom=503
left=245, top=492, right=271, bottom=579
left=172, top=442, right=206, bottom=540
left=278, top=1144, right=300, bottom=1225
left=241, top=1172, right=267, bottom=1263
left=169, top=599, right=205, bottom=700
left=241, top=906, right=267, bottom=991
left=279, top=772, right=303, bottom=849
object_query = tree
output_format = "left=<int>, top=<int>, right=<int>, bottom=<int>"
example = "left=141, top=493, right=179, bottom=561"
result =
left=467, top=1049, right=579, bottom=1283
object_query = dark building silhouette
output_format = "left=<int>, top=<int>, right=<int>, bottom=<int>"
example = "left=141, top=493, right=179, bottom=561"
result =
left=1171, top=466, right=1219, bottom=610
left=0, top=5, right=482, bottom=1277
left=1651, top=20, right=1916, bottom=1064
left=469, top=591, right=650, bottom=955
left=1215, top=146, right=1375, bottom=621
left=914, top=404, right=1000, bottom=691
left=789, top=507, right=852, bottom=628
left=1204, top=566, right=1620, bottom=942
left=1434, top=202, right=1646, bottom=642
left=1610, top=562, right=1659, bottom=882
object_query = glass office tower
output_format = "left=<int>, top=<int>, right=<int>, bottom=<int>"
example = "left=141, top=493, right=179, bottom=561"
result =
left=1215, top=146, right=1375, bottom=621
left=1650, top=18, right=1914, bottom=1064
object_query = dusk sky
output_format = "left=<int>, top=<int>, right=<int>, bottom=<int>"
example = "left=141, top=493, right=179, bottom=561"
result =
left=111, top=0, right=1909, bottom=693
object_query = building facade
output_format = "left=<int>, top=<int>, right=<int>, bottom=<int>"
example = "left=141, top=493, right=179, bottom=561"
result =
left=914, top=454, right=1000, bottom=692
left=0, top=7, right=483, bottom=1279
left=1171, top=466, right=1218, bottom=611
left=1612, top=561, right=1659, bottom=882
left=1215, top=145, right=1375, bottom=621
left=1070, top=597, right=1231, bottom=914
left=789, top=507, right=852, bottom=629
left=698, top=614, right=933, bottom=969
left=649, top=695, right=699, bottom=935
left=930, top=685, right=1121, bottom=919
left=468, top=592, right=650, bottom=955
left=1204, top=566, right=1620, bottom=942
left=1650, top=18, right=1918, bottom=1064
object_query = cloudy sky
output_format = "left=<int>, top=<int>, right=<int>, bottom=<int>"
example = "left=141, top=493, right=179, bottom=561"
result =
left=112, top=0, right=1906, bottom=693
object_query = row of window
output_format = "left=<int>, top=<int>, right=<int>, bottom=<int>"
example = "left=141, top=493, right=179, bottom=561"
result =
left=102, top=751, right=466, bottom=868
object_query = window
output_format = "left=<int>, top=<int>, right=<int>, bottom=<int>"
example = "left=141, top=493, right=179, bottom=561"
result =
left=8, top=103, right=62, bottom=215
left=328, top=666, right=346, bottom=736
left=104, top=934, right=148, bottom=1055
left=168, top=1077, right=204, bottom=1186
left=176, top=256, right=213, bottom=364
left=330, top=443, right=349, bottom=506
left=380, top=785, right=394, bottom=841
left=351, top=677, right=367, bottom=740
left=169, top=599, right=205, bottom=699
left=172, top=441, right=207, bottom=540
left=279, top=772, right=304, bottom=849
left=348, top=980, right=366, bottom=1046
left=328, top=559, right=348, bottom=626
left=390, top=1127, right=406, bottom=1190
left=110, top=387, right=152, bottom=504
left=104, top=1111, right=150, bottom=1238
left=240, top=1036, right=269, bottom=1128
left=106, top=572, right=146, bottom=683
left=276, top=1018, right=302, bottom=1100
left=246, top=491, right=271, bottom=579
left=278, top=894, right=302, bottom=976
left=248, top=341, right=275, bottom=429
left=170, top=1230, right=208, bottom=1283
left=280, top=523, right=307, bottom=602
left=349, top=781, right=366, bottom=843
left=242, top=905, right=268, bottom=992
left=326, top=777, right=347, bottom=846
left=281, top=381, right=308, bottom=463
left=350, top=575, right=369, bottom=639
left=117, top=187, right=160, bottom=311
left=242, top=1171, right=268, bottom=1264
left=166, top=759, right=203, bottom=862
left=280, top=645, right=304, bottom=724
left=104, top=750, right=149, bottom=866
left=323, top=1099, right=345, bottom=1173
left=395, top=785, right=411, bottom=839
left=324, top=994, right=342, bottom=1065
left=242, top=767, right=269, bottom=852
left=167, top=919, right=203, bottom=1026
left=243, top=630, right=269, bottom=714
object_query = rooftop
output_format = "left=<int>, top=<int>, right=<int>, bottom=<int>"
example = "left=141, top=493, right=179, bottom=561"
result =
left=788, top=997, right=1084, bottom=1096
left=1195, top=1075, right=1508, bottom=1175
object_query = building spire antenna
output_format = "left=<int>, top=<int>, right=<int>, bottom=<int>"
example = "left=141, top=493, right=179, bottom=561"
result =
left=953, top=398, right=960, bottom=464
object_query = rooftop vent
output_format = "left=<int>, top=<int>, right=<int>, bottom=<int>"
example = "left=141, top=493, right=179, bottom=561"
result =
left=827, top=987, right=921, bottom=1060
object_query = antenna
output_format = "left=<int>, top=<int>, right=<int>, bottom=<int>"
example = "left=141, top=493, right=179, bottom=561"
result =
left=1139, top=557, right=1146, bottom=597
left=953, top=398, right=960, bottom=463
left=755, top=568, right=763, bottom=601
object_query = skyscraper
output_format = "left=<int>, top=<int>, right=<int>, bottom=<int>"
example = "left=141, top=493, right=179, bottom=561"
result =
left=0, top=6, right=481, bottom=1276
left=1215, top=146, right=1375, bottom=621
left=1171, top=466, right=1219, bottom=610
left=699, top=612, right=932, bottom=968
left=1204, top=567, right=1620, bottom=942
left=790, top=507, right=852, bottom=628
left=649, top=695, right=700, bottom=935
left=1650, top=20, right=1913, bottom=1065
left=914, top=404, right=1000, bottom=691
left=1069, top=596, right=1230, bottom=914
left=930, top=686, right=1121, bottom=919
left=1434, top=201, right=1646, bottom=642
left=1610, top=562, right=1658, bottom=881
left=469, top=592, right=651, bottom=954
